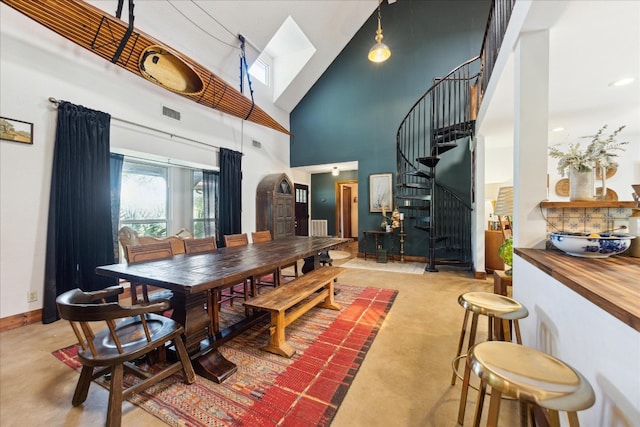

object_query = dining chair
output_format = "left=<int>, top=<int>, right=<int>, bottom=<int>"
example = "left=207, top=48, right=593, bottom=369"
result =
left=183, top=236, right=217, bottom=254
left=194, top=236, right=252, bottom=331
left=56, top=285, right=195, bottom=427
left=222, top=233, right=254, bottom=302
left=224, top=233, right=249, bottom=247
left=250, top=230, right=298, bottom=290
left=125, top=242, right=174, bottom=304
left=183, top=237, right=226, bottom=334
left=251, top=230, right=272, bottom=243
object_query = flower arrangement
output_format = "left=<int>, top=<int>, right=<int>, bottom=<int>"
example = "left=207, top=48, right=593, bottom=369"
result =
left=381, top=205, right=400, bottom=230
left=548, top=125, right=628, bottom=176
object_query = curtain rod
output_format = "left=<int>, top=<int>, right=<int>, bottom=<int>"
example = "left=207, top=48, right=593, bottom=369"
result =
left=48, top=97, right=220, bottom=151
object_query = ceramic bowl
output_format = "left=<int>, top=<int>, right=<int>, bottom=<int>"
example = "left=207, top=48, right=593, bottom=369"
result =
left=549, top=232, right=634, bottom=258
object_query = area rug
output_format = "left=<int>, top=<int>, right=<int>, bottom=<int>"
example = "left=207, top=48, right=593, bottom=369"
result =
left=341, top=258, right=426, bottom=275
left=53, top=284, right=397, bottom=427
left=327, top=250, right=351, bottom=260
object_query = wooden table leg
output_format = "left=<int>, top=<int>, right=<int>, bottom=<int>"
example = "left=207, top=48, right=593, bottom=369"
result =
left=192, top=350, right=238, bottom=383
left=170, top=291, right=238, bottom=383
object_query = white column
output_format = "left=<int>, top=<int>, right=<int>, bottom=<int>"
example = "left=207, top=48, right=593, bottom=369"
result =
left=472, top=134, right=486, bottom=275
left=513, top=30, right=550, bottom=249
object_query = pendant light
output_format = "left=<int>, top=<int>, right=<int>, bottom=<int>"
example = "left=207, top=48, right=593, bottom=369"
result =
left=368, top=2, right=391, bottom=63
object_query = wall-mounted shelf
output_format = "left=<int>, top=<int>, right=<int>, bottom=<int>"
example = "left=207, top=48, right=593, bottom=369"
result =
left=540, top=201, right=637, bottom=209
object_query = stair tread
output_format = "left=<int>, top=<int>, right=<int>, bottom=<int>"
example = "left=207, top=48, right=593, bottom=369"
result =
left=405, top=170, right=432, bottom=179
left=432, top=120, right=475, bottom=136
left=416, top=157, right=440, bottom=168
left=397, top=182, right=430, bottom=190
left=396, top=194, right=431, bottom=201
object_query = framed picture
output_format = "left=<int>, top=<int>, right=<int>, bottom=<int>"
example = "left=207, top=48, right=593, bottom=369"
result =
left=369, top=173, right=393, bottom=212
left=0, top=117, right=33, bottom=144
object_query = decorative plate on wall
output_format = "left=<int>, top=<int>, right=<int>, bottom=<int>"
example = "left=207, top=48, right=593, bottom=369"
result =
left=555, top=178, right=570, bottom=197
left=596, top=166, right=617, bottom=180
left=596, top=187, right=618, bottom=201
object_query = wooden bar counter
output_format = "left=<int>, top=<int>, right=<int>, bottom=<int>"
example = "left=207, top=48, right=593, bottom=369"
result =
left=515, top=248, right=640, bottom=332
left=512, top=248, right=640, bottom=425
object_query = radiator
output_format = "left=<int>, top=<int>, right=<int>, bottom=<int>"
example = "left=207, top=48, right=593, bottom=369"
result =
left=310, top=220, right=328, bottom=237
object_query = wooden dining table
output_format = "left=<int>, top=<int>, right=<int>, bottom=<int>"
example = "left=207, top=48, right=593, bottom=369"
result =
left=95, top=236, right=352, bottom=383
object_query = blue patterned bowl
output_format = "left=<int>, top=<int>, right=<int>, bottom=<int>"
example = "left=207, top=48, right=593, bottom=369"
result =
left=549, top=232, right=634, bottom=258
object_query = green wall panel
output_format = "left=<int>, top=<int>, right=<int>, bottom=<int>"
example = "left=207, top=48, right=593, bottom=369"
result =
left=291, top=0, right=490, bottom=258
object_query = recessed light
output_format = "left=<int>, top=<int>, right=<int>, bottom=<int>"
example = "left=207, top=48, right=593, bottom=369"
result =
left=551, top=127, right=564, bottom=132
left=609, top=77, right=635, bottom=87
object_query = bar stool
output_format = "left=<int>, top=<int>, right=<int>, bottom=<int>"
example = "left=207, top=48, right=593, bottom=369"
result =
left=463, top=341, right=595, bottom=427
left=452, top=292, right=528, bottom=386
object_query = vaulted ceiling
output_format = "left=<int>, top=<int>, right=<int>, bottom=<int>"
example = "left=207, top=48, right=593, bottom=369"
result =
left=84, top=1, right=637, bottom=150
left=86, top=0, right=380, bottom=114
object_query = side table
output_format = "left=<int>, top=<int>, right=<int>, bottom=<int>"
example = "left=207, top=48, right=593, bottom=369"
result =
left=363, top=230, right=395, bottom=261
left=493, top=270, right=512, bottom=296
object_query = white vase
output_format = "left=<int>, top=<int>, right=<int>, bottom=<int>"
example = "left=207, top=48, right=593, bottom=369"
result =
left=569, top=169, right=595, bottom=201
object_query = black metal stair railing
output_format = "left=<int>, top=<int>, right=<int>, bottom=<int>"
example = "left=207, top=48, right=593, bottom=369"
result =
left=396, top=57, right=480, bottom=271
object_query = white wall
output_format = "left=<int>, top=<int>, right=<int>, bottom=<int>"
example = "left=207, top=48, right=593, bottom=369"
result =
left=514, top=256, right=640, bottom=426
left=0, top=5, right=291, bottom=318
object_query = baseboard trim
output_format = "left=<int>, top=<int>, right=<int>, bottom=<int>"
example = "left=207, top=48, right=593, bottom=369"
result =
left=0, top=309, right=43, bottom=333
left=0, top=286, right=133, bottom=333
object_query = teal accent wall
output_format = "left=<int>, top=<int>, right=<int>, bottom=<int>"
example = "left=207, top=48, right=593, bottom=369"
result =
left=290, top=0, right=490, bottom=257
left=311, top=170, right=358, bottom=235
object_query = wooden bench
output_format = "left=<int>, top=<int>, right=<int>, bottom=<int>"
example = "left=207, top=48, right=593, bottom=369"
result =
left=243, top=266, right=346, bottom=357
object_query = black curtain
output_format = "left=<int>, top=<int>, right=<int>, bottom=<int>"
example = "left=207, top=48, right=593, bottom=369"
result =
left=42, top=102, right=117, bottom=323
left=218, top=148, right=242, bottom=247
left=110, top=153, right=124, bottom=262
left=202, top=170, right=219, bottom=240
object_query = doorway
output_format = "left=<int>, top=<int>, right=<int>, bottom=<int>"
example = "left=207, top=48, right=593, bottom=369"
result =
left=335, top=180, right=358, bottom=239
left=294, top=183, right=309, bottom=236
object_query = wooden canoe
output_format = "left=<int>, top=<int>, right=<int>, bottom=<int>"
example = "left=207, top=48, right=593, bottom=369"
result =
left=2, top=0, right=291, bottom=135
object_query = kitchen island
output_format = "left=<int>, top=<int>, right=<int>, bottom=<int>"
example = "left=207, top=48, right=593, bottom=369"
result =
left=513, top=248, right=639, bottom=426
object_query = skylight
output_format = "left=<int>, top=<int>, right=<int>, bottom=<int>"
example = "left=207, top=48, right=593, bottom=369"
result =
left=252, top=16, right=316, bottom=102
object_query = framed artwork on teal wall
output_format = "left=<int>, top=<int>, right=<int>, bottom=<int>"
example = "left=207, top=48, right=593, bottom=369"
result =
left=369, top=173, right=392, bottom=212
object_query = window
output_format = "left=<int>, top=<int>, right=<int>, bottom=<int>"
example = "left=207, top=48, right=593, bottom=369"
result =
left=114, top=157, right=219, bottom=252
left=296, top=187, right=307, bottom=203
left=192, top=170, right=218, bottom=239
left=119, top=161, right=168, bottom=236
left=249, top=57, right=270, bottom=86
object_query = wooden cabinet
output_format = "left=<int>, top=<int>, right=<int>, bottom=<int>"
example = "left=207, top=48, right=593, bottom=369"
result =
left=256, top=173, right=295, bottom=239
left=485, top=230, right=505, bottom=272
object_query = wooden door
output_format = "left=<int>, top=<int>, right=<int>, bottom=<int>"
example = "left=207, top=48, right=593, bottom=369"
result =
left=275, top=195, right=294, bottom=238
left=294, top=183, right=309, bottom=236
left=342, top=186, right=352, bottom=238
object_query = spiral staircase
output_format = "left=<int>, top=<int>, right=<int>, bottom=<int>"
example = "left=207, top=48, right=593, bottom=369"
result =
left=395, top=58, right=479, bottom=271
left=395, top=0, right=515, bottom=272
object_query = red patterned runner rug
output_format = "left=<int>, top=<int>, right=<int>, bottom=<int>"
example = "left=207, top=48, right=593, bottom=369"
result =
left=53, top=284, right=397, bottom=426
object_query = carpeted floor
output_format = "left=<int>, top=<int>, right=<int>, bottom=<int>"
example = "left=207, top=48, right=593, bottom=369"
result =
left=341, top=258, right=426, bottom=275
left=53, top=284, right=397, bottom=427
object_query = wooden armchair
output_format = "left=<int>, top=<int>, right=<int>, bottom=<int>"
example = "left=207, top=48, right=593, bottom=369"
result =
left=125, top=242, right=174, bottom=304
left=251, top=230, right=299, bottom=289
left=56, top=286, right=195, bottom=427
